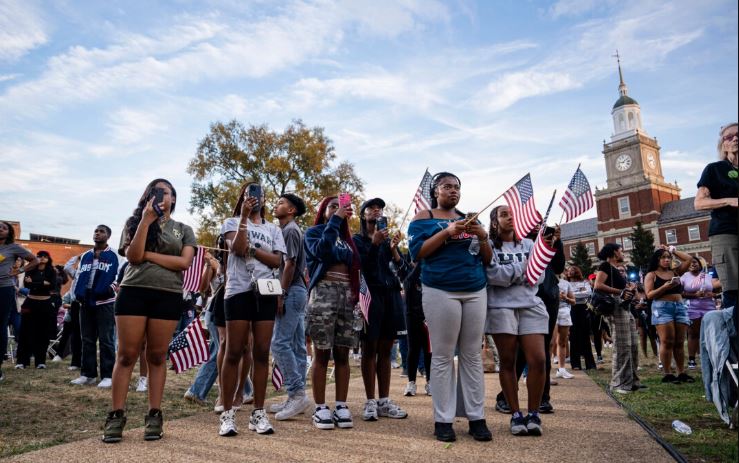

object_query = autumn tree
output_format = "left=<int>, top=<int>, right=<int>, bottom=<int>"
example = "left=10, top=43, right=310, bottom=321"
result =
left=629, top=221, right=655, bottom=273
left=569, top=241, right=594, bottom=277
left=187, top=119, right=364, bottom=243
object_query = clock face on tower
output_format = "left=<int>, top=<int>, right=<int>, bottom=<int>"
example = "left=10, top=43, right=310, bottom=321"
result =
left=647, top=152, right=656, bottom=169
left=616, top=154, right=632, bottom=171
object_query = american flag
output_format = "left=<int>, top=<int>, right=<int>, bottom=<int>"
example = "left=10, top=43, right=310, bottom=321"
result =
left=525, top=229, right=558, bottom=286
left=558, top=167, right=594, bottom=223
left=413, top=170, right=434, bottom=214
left=182, top=246, right=205, bottom=292
left=168, top=318, right=209, bottom=374
left=271, top=360, right=284, bottom=391
left=503, top=174, right=542, bottom=240
left=359, top=272, right=371, bottom=322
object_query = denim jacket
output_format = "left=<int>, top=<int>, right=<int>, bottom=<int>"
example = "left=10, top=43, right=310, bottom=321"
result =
left=304, top=214, right=354, bottom=293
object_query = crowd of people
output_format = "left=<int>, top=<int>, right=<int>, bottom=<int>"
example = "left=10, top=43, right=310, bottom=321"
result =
left=0, top=122, right=735, bottom=445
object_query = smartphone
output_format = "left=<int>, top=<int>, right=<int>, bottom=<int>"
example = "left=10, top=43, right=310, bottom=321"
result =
left=151, top=187, right=165, bottom=217
left=376, top=216, right=388, bottom=230
left=247, top=184, right=262, bottom=209
left=671, top=276, right=681, bottom=285
left=338, top=192, right=351, bottom=209
left=465, top=212, right=477, bottom=222
left=543, top=226, right=555, bottom=237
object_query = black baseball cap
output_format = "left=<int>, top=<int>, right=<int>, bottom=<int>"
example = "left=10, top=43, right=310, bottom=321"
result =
left=359, top=198, right=386, bottom=216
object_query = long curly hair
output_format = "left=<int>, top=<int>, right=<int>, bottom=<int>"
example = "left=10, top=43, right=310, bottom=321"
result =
left=313, top=196, right=361, bottom=303
left=122, top=179, right=177, bottom=256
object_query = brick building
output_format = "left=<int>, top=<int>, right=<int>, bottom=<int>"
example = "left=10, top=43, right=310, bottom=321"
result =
left=560, top=60, right=711, bottom=266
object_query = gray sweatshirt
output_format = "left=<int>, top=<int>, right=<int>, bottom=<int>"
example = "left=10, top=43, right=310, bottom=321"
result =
left=486, top=238, right=545, bottom=310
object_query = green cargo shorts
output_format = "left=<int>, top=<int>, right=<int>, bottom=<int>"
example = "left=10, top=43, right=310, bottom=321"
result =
left=307, top=281, right=359, bottom=350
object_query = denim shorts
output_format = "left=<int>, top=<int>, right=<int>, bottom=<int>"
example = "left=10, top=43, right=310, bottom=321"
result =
left=651, top=300, right=689, bottom=326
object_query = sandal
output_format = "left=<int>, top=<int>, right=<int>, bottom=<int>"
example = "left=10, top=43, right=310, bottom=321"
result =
left=677, top=373, right=695, bottom=383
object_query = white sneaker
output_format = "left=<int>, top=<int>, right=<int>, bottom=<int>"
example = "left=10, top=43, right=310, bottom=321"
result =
left=333, top=404, right=354, bottom=429
left=404, top=381, right=417, bottom=397
left=248, top=408, right=274, bottom=434
left=36, top=364, right=46, bottom=369
left=15, top=364, right=25, bottom=369
left=214, top=403, right=225, bottom=414
left=312, top=406, right=334, bottom=430
left=425, top=382, right=432, bottom=396
left=70, top=376, right=96, bottom=385
left=275, top=393, right=311, bottom=421
left=362, top=399, right=378, bottom=421
left=552, top=356, right=559, bottom=365
left=391, top=361, right=400, bottom=369
left=136, top=377, right=148, bottom=392
left=219, top=409, right=238, bottom=436
left=556, top=368, right=575, bottom=379
left=269, top=398, right=289, bottom=413
left=97, top=378, right=112, bottom=388
left=183, top=389, right=205, bottom=404
left=51, top=355, right=62, bottom=363
left=378, top=399, right=408, bottom=419
left=67, top=365, right=79, bottom=371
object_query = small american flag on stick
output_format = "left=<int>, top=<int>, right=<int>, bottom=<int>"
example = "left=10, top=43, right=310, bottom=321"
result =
left=558, top=166, right=594, bottom=223
left=503, top=174, right=542, bottom=240
left=525, top=230, right=557, bottom=286
left=413, top=170, right=434, bottom=214
left=168, top=319, right=209, bottom=374
left=182, top=246, right=205, bottom=292
left=359, top=273, right=371, bottom=322
left=272, top=360, right=284, bottom=391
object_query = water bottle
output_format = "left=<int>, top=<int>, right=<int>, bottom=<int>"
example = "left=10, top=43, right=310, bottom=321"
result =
left=671, top=420, right=692, bottom=435
left=468, top=236, right=480, bottom=255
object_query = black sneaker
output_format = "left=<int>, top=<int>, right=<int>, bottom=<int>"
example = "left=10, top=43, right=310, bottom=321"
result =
left=144, top=409, right=163, bottom=441
left=631, top=384, right=648, bottom=391
left=434, top=422, right=456, bottom=442
left=539, top=400, right=554, bottom=414
left=510, top=414, right=528, bottom=436
left=102, top=410, right=126, bottom=443
left=525, top=414, right=542, bottom=436
left=662, top=374, right=680, bottom=384
left=687, top=359, right=697, bottom=370
left=677, top=373, right=695, bottom=383
left=495, top=398, right=511, bottom=414
left=468, top=419, right=492, bottom=441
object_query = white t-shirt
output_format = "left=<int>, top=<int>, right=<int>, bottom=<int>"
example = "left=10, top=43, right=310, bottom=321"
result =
left=558, top=279, right=573, bottom=310
left=221, top=217, right=286, bottom=299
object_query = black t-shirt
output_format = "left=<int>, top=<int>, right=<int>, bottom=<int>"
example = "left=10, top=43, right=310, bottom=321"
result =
left=598, top=262, right=626, bottom=290
left=697, top=160, right=739, bottom=236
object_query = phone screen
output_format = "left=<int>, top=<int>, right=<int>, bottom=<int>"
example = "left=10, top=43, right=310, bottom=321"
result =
left=376, top=216, right=388, bottom=230
left=338, top=192, right=351, bottom=208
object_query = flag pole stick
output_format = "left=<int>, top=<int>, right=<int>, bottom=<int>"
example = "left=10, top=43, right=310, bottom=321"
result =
left=542, top=189, right=557, bottom=225
left=463, top=191, right=507, bottom=225
left=399, top=168, right=429, bottom=231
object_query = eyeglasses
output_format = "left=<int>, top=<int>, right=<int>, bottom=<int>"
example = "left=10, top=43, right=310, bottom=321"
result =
left=723, top=132, right=738, bottom=141
left=438, top=184, right=461, bottom=191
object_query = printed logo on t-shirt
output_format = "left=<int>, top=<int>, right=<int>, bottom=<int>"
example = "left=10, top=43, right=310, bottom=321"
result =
left=173, top=228, right=182, bottom=239
left=496, top=251, right=530, bottom=263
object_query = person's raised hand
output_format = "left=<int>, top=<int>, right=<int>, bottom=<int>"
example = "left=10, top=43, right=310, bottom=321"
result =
left=372, top=229, right=389, bottom=246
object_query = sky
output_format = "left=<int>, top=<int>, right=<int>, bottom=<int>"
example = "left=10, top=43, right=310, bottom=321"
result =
left=1, top=0, right=737, bottom=244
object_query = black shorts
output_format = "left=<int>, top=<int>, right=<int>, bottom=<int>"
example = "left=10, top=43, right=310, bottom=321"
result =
left=115, top=286, right=184, bottom=321
left=361, top=286, right=403, bottom=342
left=224, top=291, right=277, bottom=322
left=211, top=286, right=226, bottom=328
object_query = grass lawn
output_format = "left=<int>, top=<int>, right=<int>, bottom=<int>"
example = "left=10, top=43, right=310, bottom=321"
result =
left=587, top=344, right=738, bottom=463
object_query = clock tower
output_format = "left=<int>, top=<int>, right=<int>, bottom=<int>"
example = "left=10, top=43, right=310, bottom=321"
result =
left=594, top=53, right=681, bottom=241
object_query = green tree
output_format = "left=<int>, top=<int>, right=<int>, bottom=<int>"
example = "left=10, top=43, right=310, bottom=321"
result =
left=629, top=221, right=655, bottom=273
left=187, top=119, right=364, bottom=243
left=569, top=241, right=594, bottom=277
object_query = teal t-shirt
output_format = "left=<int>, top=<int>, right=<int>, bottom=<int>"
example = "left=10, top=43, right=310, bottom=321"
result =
left=408, top=218, right=486, bottom=292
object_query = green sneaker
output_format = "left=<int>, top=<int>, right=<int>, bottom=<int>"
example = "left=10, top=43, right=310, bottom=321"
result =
left=102, top=410, right=126, bottom=443
left=144, top=409, right=163, bottom=441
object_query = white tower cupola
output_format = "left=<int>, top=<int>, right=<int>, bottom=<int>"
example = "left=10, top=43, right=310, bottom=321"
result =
left=610, top=51, right=646, bottom=141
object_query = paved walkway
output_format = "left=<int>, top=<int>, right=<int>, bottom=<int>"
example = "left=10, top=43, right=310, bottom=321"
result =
left=8, top=368, right=673, bottom=462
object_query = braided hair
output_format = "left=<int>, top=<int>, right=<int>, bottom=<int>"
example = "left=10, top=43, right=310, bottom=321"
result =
left=488, top=205, right=519, bottom=250
left=430, top=171, right=465, bottom=216
left=122, top=179, right=177, bottom=256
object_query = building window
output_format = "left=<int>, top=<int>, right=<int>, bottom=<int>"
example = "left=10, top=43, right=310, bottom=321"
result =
left=688, top=225, right=700, bottom=241
left=665, top=229, right=677, bottom=244
left=623, top=237, right=633, bottom=250
left=586, top=242, right=595, bottom=255
left=618, top=197, right=630, bottom=217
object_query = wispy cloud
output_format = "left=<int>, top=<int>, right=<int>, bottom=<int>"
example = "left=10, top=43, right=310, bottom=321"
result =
left=0, top=0, right=47, bottom=61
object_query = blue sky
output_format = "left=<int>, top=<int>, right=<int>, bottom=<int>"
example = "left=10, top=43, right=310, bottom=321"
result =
left=1, top=0, right=737, bottom=244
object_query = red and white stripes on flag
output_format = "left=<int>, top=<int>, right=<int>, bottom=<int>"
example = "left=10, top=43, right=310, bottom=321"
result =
left=272, top=360, right=284, bottom=391
left=413, top=170, right=434, bottom=214
left=503, top=174, right=542, bottom=240
left=182, top=246, right=205, bottom=292
left=168, top=319, right=209, bottom=374
left=559, top=167, right=594, bottom=223
left=359, top=273, right=371, bottom=322
left=525, top=230, right=557, bottom=287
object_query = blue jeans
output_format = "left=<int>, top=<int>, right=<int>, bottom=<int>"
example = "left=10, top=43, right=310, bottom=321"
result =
left=0, top=286, right=16, bottom=366
left=188, top=310, right=220, bottom=400
left=270, top=285, right=307, bottom=396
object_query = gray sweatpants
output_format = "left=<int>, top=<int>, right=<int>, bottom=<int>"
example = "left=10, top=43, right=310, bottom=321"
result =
left=422, top=285, right=487, bottom=423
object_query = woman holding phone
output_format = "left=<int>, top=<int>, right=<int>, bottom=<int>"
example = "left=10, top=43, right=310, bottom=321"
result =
left=681, top=256, right=720, bottom=369
left=218, top=182, right=285, bottom=437
left=304, top=195, right=361, bottom=430
left=408, top=172, right=492, bottom=442
left=644, top=246, right=694, bottom=384
left=105, top=179, right=196, bottom=443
